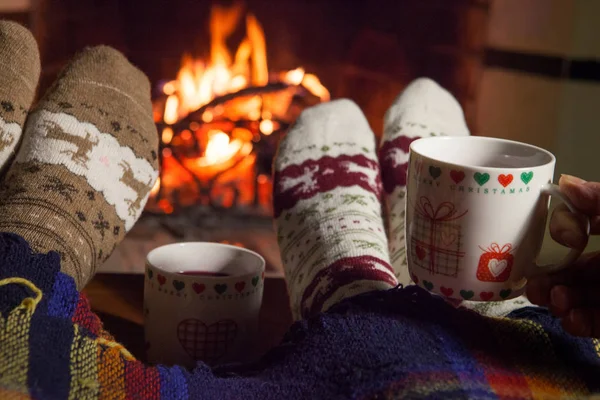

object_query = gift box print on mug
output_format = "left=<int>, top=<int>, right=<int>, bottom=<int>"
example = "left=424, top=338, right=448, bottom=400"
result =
left=410, top=196, right=467, bottom=278
left=476, top=243, right=514, bottom=282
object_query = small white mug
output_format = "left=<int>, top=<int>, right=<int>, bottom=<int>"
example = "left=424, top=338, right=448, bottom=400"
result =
left=406, top=136, right=590, bottom=302
left=144, top=242, right=265, bottom=367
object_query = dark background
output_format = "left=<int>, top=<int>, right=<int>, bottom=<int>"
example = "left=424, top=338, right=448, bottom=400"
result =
left=29, top=0, right=489, bottom=134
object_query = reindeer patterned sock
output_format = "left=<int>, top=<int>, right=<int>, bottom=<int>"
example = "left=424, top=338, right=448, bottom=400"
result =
left=0, top=21, right=40, bottom=172
left=379, top=78, right=470, bottom=285
left=274, top=99, right=398, bottom=321
left=0, top=46, right=159, bottom=288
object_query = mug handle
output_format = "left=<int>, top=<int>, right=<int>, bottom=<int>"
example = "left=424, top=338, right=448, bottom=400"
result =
left=529, top=183, right=591, bottom=277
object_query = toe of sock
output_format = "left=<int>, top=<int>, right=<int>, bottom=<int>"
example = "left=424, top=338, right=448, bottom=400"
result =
left=35, top=45, right=158, bottom=165
left=0, top=21, right=40, bottom=82
left=277, top=99, right=377, bottom=169
left=53, top=45, right=152, bottom=113
left=297, top=99, right=370, bottom=134
left=390, top=78, right=453, bottom=109
left=384, top=77, right=470, bottom=137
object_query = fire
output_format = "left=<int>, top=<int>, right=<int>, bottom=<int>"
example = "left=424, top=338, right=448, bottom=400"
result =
left=149, top=2, right=329, bottom=213
left=198, top=130, right=248, bottom=167
left=284, top=68, right=305, bottom=86
left=160, top=2, right=329, bottom=124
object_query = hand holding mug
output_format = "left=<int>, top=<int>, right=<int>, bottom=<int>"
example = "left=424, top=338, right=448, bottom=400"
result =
left=528, top=175, right=600, bottom=338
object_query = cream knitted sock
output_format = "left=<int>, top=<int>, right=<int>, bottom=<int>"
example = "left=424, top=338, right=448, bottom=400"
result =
left=274, top=99, right=398, bottom=321
left=379, top=77, right=470, bottom=285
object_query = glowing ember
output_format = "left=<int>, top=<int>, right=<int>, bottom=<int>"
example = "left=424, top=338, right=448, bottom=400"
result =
left=259, top=119, right=274, bottom=135
left=284, top=68, right=305, bottom=86
left=201, top=131, right=246, bottom=166
left=161, top=127, right=174, bottom=144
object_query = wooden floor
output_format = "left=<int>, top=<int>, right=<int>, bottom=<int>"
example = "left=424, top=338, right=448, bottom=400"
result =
left=83, top=274, right=293, bottom=362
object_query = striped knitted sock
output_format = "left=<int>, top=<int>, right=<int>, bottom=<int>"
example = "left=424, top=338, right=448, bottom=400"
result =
left=0, top=21, right=40, bottom=173
left=0, top=46, right=159, bottom=288
left=274, top=99, right=398, bottom=321
left=379, top=78, right=470, bottom=285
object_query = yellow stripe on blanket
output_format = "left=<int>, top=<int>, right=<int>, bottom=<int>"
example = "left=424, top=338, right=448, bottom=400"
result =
left=0, top=277, right=44, bottom=396
left=68, top=324, right=100, bottom=400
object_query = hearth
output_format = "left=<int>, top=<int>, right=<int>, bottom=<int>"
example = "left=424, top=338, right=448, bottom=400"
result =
left=27, top=0, right=490, bottom=275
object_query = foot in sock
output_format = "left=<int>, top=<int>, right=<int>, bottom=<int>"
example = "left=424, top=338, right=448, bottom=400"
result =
left=274, top=99, right=398, bottom=321
left=0, top=46, right=159, bottom=288
left=379, top=77, right=532, bottom=315
left=0, top=21, right=40, bottom=173
left=379, top=78, right=470, bottom=285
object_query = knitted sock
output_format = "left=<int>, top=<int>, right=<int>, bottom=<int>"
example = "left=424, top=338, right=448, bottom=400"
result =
left=379, top=78, right=470, bottom=285
left=0, top=21, right=40, bottom=172
left=274, top=99, right=398, bottom=321
left=0, top=46, right=159, bottom=288
left=379, top=78, right=533, bottom=316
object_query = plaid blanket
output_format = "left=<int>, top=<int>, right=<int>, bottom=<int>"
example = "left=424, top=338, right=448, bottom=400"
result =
left=0, top=233, right=598, bottom=399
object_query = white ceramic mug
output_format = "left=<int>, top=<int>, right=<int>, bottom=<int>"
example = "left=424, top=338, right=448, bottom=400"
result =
left=405, top=136, right=590, bottom=302
left=144, top=242, right=265, bottom=367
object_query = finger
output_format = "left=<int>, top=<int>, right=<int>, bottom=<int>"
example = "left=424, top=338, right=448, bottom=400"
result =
left=526, top=275, right=553, bottom=306
left=561, top=308, right=600, bottom=339
left=548, top=285, right=600, bottom=322
left=548, top=285, right=573, bottom=317
left=550, top=284, right=600, bottom=311
left=549, top=203, right=589, bottom=249
left=559, top=175, right=600, bottom=223
left=527, top=251, right=600, bottom=306
left=537, top=251, right=600, bottom=288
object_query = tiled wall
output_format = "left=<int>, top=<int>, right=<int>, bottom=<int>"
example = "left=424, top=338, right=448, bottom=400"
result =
left=476, top=0, right=600, bottom=258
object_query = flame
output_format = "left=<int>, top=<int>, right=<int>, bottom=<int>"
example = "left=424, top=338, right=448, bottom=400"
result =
left=161, top=3, right=329, bottom=125
left=284, top=68, right=305, bottom=86
left=204, top=131, right=240, bottom=165
left=188, top=130, right=252, bottom=168
left=303, top=73, right=330, bottom=102
left=246, top=13, right=268, bottom=86
left=151, top=3, right=330, bottom=208
left=164, top=95, right=179, bottom=124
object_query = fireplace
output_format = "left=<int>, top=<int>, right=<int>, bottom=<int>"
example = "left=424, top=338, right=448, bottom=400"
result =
left=23, top=0, right=490, bottom=276
left=147, top=2, right=329, bottom=218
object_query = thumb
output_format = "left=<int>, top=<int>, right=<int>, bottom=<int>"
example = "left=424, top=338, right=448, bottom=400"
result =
left=558, top=175, right=600, bottom=217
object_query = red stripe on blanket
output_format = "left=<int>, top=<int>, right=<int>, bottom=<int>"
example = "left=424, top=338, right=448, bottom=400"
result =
left=125, top=361, right=161, bottom=400
left=72, top=293, right=102, bottom=335
left=473, top=349, right=533, bottom=399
